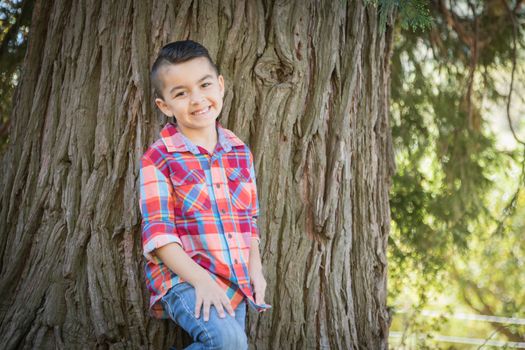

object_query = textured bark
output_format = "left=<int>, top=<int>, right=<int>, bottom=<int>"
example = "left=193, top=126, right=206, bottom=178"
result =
left=0, top=0, right=395, bottom=349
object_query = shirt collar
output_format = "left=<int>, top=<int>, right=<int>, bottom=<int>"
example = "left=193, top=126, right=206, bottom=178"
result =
left=160, top=120, right=244, bottom=154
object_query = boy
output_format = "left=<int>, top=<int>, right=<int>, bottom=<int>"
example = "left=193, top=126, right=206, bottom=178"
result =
left=139, top=40, right=270, bottom=349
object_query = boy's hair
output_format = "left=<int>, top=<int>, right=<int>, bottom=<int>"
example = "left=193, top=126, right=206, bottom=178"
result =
left=150, top=40, right=219, bottom=99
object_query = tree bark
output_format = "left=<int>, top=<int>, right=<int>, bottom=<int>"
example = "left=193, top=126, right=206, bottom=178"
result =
left=0, top=0, right=395, bottom=349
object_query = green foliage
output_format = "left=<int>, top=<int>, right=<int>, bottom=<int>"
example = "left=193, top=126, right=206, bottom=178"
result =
left=388, top=0, right=525, bottom=344
left=364, top=0, right=433, bottom=31
left=388, top=0, right=433, bottom=31
left=389, top=34, right=501, bottom=288
left=389, top=0, right=523, bottom=287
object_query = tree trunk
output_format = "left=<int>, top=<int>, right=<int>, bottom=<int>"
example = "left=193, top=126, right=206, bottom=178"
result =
left=0, top=0, right=395, bottom=349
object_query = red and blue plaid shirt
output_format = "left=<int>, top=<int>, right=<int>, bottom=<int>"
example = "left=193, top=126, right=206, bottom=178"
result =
left=139, top=121, right=268, bottom=319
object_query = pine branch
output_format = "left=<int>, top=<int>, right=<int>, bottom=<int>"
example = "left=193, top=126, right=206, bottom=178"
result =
left=493, top=147, right=525, bottom=237
left=464, top=0, right=479, bottom=131
left=501, top=0, right=525, bottom=146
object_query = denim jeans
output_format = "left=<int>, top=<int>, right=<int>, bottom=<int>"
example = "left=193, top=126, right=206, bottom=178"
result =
left=161, top=282, right=248, bottom=350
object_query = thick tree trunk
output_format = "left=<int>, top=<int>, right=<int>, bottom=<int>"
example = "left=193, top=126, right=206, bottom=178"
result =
left=0, top=0, right=395, bottom=349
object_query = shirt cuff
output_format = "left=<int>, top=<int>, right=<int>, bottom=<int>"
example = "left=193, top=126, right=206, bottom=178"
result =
left=142, top=221, right=182, bottom=260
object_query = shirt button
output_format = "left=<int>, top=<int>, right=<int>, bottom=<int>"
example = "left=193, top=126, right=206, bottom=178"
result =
left=221, top=209, right=226, bottom=214
left=234, top=259, right=238, bottom=264
left=228, top=234, right=232, bottom=238
left=216, top=184, right=221, bottom=189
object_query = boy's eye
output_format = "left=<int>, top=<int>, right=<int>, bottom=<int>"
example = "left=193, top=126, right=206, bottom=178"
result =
left=175, top=91, right=186, bottom=97
left=202, top=82, right=211, bottom=88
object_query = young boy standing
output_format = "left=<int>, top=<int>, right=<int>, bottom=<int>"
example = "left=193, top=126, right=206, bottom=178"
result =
left=139, top=40, right=270, bottom=349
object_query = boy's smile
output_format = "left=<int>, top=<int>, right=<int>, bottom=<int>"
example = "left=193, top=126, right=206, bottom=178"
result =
left=155, top=57, right=225, bottom=139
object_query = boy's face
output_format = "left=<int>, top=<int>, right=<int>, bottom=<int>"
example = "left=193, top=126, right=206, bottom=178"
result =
left=155, top=57, right=224, bottom=136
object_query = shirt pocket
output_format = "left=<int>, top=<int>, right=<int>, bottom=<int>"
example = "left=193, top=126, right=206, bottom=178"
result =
left=226, top=167, right=252, bottom=211
left=170, top=169, right=211, bottom=215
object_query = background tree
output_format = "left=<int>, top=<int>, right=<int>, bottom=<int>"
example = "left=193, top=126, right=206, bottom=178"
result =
left=0, top=0, right=398, bottom=348
left=388, top=0, right=525, bottom=345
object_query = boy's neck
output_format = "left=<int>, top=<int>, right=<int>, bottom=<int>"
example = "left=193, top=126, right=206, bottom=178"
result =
left=176, top=123, right=218, bottom=154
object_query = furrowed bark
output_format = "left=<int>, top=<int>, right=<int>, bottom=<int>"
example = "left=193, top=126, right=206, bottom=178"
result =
left=0, top=1, right=395, bottom=349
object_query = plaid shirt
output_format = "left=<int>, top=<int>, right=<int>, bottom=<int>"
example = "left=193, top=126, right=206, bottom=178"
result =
left=139, top=121, right=269, bottom=319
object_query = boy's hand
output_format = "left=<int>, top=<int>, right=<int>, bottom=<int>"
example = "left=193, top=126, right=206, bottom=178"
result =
left=249, top=269, right=267, bottom=305
left=194, top=276, right=235, bottom=322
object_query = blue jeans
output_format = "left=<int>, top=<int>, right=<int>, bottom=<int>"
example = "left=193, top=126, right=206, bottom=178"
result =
left=161, top=282, right=248, bottom=350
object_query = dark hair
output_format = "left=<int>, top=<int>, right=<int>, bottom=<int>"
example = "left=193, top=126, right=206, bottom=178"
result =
left=150, top=40, right=219, bottom=99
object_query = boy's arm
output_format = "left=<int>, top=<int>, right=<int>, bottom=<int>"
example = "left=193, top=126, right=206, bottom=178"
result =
left=248, top=240, right=263, bottom=274
left=247, top=151, right=267, bottom=304
left=156, top=243, right=210, bottom=285
left=249, top=240, right=267, bottom=305
left=155, top=243, right=235, bottom=321
left=139, top=156, right=182, bottom=259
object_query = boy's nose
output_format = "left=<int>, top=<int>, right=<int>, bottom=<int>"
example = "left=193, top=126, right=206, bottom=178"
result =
left=190, top=92, right=205, bottom=104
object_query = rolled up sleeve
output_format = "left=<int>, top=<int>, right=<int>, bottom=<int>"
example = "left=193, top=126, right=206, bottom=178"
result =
left=248, top=151, right=261, bottom=243
left=139, top=156, right=182, bottom=260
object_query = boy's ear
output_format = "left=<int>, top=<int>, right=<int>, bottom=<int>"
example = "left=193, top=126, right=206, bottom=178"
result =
left=218, top=75, right=225, bottom=98
left=155, top=97, right=173, bottom=117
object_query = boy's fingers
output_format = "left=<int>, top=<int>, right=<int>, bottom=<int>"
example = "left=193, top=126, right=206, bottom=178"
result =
left=254, top=286, right=264, bottom=302
left=259, top=288, right=266, bottom=303
left=195, top=295, right=203, bottom=318
left=203, top=300, right=211, bottom=322
left=255, top=290, right=266, bottom=305
left=213, top=300, right=226, bottom=318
